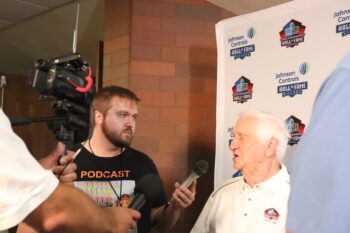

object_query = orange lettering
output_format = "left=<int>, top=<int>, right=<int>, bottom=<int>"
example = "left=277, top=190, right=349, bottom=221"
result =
left=110, top=171, right=118, bottom=178
left=88, top=171, right=95, bottom=178
left=104, top=171, right=110, bottom=178
left=81, top=171, right=87, bottom=178
left=96, top=171, right=103, bottom=178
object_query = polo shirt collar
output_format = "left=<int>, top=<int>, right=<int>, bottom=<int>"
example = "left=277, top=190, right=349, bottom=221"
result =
left=240, top=164, right=289, bottom=195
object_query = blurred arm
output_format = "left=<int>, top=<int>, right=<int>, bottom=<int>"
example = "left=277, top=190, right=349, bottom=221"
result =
left=21, top=184, right=140, bottom=233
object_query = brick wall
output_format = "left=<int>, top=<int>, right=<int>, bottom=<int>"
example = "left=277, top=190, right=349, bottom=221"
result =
left=104, top=0, right=234, bottom=232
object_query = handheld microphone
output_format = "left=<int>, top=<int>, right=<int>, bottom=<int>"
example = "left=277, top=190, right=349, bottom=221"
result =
left=128, top=173, right=164, bottom=211
left=180, top=160, right=209, bottom=187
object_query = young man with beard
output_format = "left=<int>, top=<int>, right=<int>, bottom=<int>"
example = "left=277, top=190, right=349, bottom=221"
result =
left=66, top=86, right=196, bottom=233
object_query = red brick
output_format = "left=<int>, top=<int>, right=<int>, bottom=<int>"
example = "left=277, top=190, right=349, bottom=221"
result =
left=159, top=138, right=189, bottom=154
left=158, top=168, right=188, bottom=195
left=160, top=108, right=206, bottom=123
left=132, top=16, right=161, bottom=31
left=104, top=64, right=129, bottom=81
left=104, top=36, right=130, bottom=53
left=176, top=34, right=216, bottom=48
left=164, top=0, right=211, bottom=6
left=150, top=152, right=175, bottom=169
left=137, top=106, right=160, bottom=121
left=160, top=77, right=204, bottom=93
left=176, top=4, right=219, bottom=21
left=133, top=0, right=176, bottom=17
left=105, top=0, right=130, bottom=26
left=132, top=45, right=161, bottom=60
left=104, top=54, right=112, bottom=68
left=206, top=109, right=216, bottom=125
left=130, top=75, right=160, bottom=91
left=220, top=8, right=236, bottom=19
left=136, top=91, right=175, bottom=106
left=203, top=79, right=217, bottom=93
left=191, top=48, right=217, bottom=64
left=161, top=47, right=189, bottom=63
left=162, top=18, right=205, bottom=34
left=131, top=61, right=175, bottom=76
left=172, top=139, right=216, bottom=167
left=132, top=136, right=159, bottom=153
left=103, top=79, right=129, bottom=89
left=111, top=49, right=130, bottom=66
left=175, top=93, right=216, bottom=107
left=204, top=21, right=217, bottom=35
left=175, top=123, right=215, bottom=138
left=132, top=30, right=176, bottom=46
left=162, top=47, right=216, bottom=63
left=176, top=63, right=216, bottom=79
left=104, top=21, right=130, bottom=40
left=136, top=122, right=175, bottom=137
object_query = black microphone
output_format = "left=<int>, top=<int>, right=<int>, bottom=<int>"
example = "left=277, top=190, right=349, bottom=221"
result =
left=129, top=173, right=164, bottom=211
left=180, top=160, right=209, bottom=187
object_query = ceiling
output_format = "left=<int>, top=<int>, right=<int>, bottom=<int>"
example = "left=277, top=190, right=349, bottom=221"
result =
left=0, top=0, right=290, bottom=77
left=0, top=0, right=103, bottom=76
left=0, top=0, right=75, bottom=31
left=206, top=0, right=292, bottom=15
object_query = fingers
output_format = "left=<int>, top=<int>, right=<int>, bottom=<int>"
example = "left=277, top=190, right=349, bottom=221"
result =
left=53, top=162, right=78, bottom=184
left=109, top=207, right=141, bottom=232
left=172, top=180, right=196, bottom=209
left=129, top=208, right=141, bottom=221
left=59, top=150, right=76, bottom=165
left=39, top=142, right=65, bottom=169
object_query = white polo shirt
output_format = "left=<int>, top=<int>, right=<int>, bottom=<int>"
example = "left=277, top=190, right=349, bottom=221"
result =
left=191, top=164, right=290, bottom=233
left=0, top=109, right=59, bottom=231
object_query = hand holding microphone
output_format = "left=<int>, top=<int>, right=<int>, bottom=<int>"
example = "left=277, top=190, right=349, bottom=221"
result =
left=171, top=160, right=209, bottom=209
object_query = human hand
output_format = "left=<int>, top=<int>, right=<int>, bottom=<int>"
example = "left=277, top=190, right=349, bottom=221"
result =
left=106, top=207, right=141, bottom=233
left=38, top=142, right=65, bottom=170
left=52, top=150, right=77, bottom=185
left=172, top=180, right=196, bottom=209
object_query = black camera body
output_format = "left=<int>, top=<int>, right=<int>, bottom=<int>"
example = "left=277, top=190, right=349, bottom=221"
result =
left=28, top=53, right=94, bottom=106
left=27, top=53, right=95, bottom=145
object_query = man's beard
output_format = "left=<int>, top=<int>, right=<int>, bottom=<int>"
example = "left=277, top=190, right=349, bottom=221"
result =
left=101, top=122, right=133, bottom=148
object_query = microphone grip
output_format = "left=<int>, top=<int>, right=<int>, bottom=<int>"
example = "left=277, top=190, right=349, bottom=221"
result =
left=128, top=193, right=147, bottom=211
left=180, top=172, right=199, bottom=188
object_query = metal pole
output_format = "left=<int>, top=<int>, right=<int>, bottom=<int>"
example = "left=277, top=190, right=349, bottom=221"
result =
left=0, top=75, right=6, bottom=109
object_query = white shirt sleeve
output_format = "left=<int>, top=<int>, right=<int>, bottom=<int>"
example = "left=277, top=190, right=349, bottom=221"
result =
left=0, top=109, right=59, bottom=230
left=190, top=192, right=215, bottom=233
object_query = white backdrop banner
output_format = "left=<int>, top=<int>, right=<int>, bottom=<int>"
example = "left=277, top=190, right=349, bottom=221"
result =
left=215, top=0, right=350, bottom=187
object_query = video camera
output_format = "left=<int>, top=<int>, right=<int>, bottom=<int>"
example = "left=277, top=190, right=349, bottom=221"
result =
left=24, top=53, right=95, bottom=146
left=29, top=53, right=94, bottom=105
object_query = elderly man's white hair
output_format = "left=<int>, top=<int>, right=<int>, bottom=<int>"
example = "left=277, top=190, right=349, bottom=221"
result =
left=239, top=110, right=289, bottom=160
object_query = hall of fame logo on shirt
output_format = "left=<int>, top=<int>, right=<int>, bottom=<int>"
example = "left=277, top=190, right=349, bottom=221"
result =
left=232, top=76, right=254, bottom=103
left=279, top=19, right=306, bottom=48
left=286, top=115, right=305, bottom=145
left=264, top=208, right=280, bottom=223
left=333, top=9, right=350, bottom=37
left=227, top=27, right=256, bottom=60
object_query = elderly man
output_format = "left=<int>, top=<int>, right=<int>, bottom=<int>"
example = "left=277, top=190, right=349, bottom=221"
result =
left=191, top=110, right=290, bottom=233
